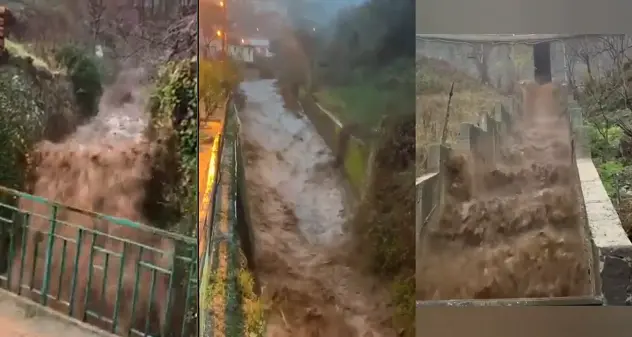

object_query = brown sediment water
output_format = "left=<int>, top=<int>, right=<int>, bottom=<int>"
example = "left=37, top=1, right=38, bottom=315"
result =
left=417, top=82, right=593, bottom=300
left=10, top=69, right=187, bottom=336
left=239, top=80, right=396, bottom=337
left=25, top=69, right=154, bottom=235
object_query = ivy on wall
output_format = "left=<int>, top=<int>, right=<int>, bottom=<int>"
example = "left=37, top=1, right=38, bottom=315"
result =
left=149, top=59, right=198, bottom=236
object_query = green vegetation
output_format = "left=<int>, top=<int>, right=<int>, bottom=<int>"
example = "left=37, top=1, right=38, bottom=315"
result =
left=343, top=138, right=369, bottom=192
left=199, top=59, right=241, bottom=111
left=203, top=263, right=264, bottom=337
left=0, top=41, right=76, bottom=192
left=148, top=60, right=197, bottom=236
left=351, top=113, right=415, bottom=336
left=54, top=45, right=103, bottom=118
left=587, top=120, right=632, bottom=233
left=0, top=66, right=45, bottom=191
left=575, top=55, right=632, bottom=238
left=314, top=59, right=413, bottom=129
left=236, top=268, right=265, bottom=337
left=275, top=0, right=414, bottom=130
left=6, top=39, right=53, bottom=72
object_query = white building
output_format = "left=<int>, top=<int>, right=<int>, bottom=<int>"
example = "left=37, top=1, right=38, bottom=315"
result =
left=202, top=39, right=255, bottom=63
left=242, top=38, right=273, bottom=58
left=201, top=36, right=273, bottom=63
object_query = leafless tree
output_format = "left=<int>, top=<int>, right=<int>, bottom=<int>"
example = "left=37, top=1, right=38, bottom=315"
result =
left=87, top=0, right=106, bottom=48
left=564, top=35, right=632, bottom=153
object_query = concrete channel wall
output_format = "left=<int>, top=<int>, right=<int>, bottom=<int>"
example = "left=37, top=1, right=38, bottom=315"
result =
left=415, top=36, right=568, bottom=93
left=299, top=93, right=376, bottom=199
left=416, top=88, right=632, bottom=305
left=570, top=100, right=632, bottom=305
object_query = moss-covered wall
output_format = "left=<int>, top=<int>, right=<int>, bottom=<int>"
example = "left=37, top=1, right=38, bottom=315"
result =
left=300, top=94, right=373, bottom=198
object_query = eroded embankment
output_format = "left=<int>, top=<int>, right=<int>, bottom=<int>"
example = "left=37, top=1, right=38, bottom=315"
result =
left=418, top=82, right=593, bottom=300
left=239, top=80, right=396, bottom=337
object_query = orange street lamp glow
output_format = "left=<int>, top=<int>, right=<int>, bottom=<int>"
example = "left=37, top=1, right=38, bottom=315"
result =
left=216, top=30, right=222, bottom=37
left=219, top=1, right=224, bottom=7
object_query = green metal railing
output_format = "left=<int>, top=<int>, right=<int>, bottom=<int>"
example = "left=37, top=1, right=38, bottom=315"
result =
left=0, top=185, right=198, bottom=337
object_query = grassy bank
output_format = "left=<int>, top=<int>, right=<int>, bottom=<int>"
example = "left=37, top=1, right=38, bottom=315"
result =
left=314, top=60, right=413, bottom=130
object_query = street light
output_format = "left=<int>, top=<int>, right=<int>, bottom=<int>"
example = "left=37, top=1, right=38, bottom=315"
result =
left=216, top=30, right=222, bottom=37
left=219, top=0, right=227, bottom=59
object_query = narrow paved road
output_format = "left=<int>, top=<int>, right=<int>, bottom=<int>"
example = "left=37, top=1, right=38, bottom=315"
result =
left=198, top=117, right=222, bottom=260
left=238, top=79, right=395, bottom=337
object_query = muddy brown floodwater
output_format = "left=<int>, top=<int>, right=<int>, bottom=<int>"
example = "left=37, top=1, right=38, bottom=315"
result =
left=417, top=82, right=593, bottom=301
left=11, top=70, right=187, bottom=336
left=238, top=80, right=397, bottom=337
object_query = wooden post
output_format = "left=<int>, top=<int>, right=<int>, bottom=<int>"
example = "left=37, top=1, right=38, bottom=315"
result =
left=533, top=41, right=552, bottom=84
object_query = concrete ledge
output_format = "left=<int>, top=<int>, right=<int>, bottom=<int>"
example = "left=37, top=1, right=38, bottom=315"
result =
left=0, top=289, right=117, bottom=337
left=576, top=155, right=632, bottom=306
left=299, top=94, right=375, bottom=199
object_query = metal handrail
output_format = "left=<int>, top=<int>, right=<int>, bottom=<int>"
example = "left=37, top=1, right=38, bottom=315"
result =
left=0, top=185, right=195, bottom=245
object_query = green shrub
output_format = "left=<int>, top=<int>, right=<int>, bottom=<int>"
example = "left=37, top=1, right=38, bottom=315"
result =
left=149, top=60, right=198, bottom=236
left=598, top=160, right=625, bottom=198
left=55, top=45, right=103, bottom=118
left=589, top=123, right=622, bottom=162
left=199, top=59, right=241, bottom=110
left=351, top=113, right=415, bottom=336
left=0, top=67, right=46, bottom=191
